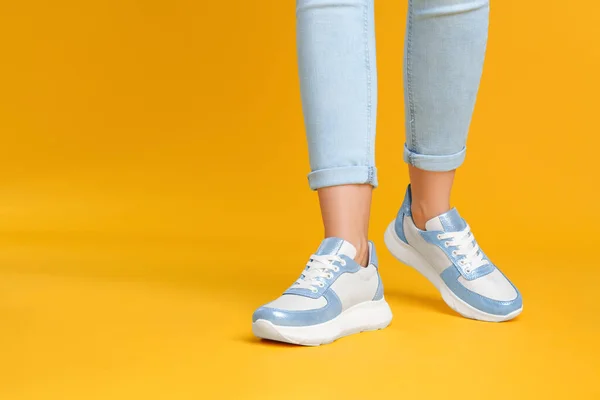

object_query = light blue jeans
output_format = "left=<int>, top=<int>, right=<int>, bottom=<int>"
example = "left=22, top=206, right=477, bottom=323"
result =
left=297, top=0, right=489, bottom=190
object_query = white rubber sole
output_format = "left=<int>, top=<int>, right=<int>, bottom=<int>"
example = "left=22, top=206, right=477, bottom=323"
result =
left=384, top=222, right=522, bottom=322
left=252, top=298, right=393, bottom=346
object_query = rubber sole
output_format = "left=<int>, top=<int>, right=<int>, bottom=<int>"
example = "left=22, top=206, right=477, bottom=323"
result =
left=384, top=222, right=522, bottom=322
left=252, top=298, right=393, bottom=346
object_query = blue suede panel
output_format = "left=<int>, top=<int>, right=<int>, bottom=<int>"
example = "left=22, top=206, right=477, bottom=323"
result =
left=440, top=266, right=522, bottom=316
left=252, top=289, right=343, bottom=326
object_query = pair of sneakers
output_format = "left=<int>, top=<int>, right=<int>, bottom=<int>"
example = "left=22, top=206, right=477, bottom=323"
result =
left=252, top=185, right=523, bottom=346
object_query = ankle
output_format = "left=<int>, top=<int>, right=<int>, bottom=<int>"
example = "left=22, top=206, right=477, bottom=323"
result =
left=326, top=235, right=369, bottom=267
left=408, top=166, right=454, bottom=230
left=411, top=204, right=450, bottom=230
left=353, top=239, right=369, bottom=267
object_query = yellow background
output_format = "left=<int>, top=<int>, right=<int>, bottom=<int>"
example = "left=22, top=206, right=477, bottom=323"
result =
left=0, top=0, right=599, bottom=399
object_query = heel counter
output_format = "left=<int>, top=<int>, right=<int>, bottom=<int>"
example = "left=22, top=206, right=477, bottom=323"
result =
left=394, top=185, right=412, bottom=244
left=369, top=241, right=384, bottom=300
left=368, top=241, right=378, bottom=268
left=373, top=274, right=384, bottom=300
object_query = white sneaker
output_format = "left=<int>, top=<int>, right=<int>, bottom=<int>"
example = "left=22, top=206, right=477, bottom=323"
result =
left=252, top=238, right=392, bottom=346
left=384, top=185, right=523, bottom=322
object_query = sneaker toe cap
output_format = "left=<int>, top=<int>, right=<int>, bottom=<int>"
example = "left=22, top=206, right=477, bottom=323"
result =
left=252, top=292, right=340, bottom=326
left=251, top=306, right=321, bottom=327
left=442, top=267, right=523, bottom=316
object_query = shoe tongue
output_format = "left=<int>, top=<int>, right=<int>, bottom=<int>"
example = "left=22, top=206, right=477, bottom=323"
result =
left=315, top=237, right=357, bottom=259
left=425, top=208, right=467, bottom=232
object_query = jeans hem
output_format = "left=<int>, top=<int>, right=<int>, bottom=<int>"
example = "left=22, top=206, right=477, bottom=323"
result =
left=308, top=166, right=378, bottom=190
left=403, top=144, right=466, bottom=172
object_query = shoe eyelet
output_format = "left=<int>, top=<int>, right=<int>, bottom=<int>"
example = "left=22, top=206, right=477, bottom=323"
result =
left=444, top=242, right=450, bottom=248
left=465, top=269, right=471, bottom=273
left=333, top=266, right=340, bottom=272
left=452, top=251, right=457, bottom=256
left=340, top=260, right=347, bottom=266
left=437, top=234, right=442, bottom=240
left=327, top=273, right=333, bottom=279
left=311, top=288, right=318, bottom=293
left=319, top=282, right=325, bottom=288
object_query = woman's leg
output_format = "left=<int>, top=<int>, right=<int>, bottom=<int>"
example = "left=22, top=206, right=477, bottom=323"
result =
left=318, top=185, right=372, bottom=266
left=297, top=0, right=377, bottom=265
left=385, top=0, right=522, bottom=322
left=252, top=0, right=393, bottom=345
left=403, top=0, right=489, bottom=228
left=409, top=168, right=454, bottom=229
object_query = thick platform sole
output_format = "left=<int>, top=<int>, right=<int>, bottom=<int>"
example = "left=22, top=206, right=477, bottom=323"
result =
left=252, top=298, right=392, bottom=346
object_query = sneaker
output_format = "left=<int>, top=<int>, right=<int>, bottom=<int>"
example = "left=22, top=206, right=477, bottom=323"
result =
left=384, top=185, right=523, bottom=322
left=252, top=238, right=393, bottom=346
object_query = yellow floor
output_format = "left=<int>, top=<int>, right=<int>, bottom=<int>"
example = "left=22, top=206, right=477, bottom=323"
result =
left=0, top=233, right=598, bottom=399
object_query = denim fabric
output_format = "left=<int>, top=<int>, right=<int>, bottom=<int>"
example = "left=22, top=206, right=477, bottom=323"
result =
left=296, top=0, right=490, bottom=189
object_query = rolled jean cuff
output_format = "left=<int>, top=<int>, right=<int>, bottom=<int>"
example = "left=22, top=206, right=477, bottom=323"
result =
left=307, top=166, right=378, bottom=190
left=403, top=144, right=466, bottom=172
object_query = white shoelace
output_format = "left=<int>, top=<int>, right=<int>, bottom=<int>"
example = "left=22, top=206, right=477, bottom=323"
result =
left=293, top=254, right=346, bottom=293
left=437, top=225, right=489, bottom=273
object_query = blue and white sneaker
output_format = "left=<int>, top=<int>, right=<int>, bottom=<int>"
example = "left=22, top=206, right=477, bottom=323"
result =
left=384, top=185, right=523, bottom=322
left=252, top=238, right=392, bottom=346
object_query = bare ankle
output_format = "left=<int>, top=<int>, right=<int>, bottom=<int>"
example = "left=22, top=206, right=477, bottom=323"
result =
left=408, top=166, right=454, bottom=230
left=325, top=234, right=369, bottom=266
left=411, top=208, right=426, bottom=230
left=411, top=204, right=450, bottom=230
left=352, top=239, right=370, bottom=267
left=318, top=185, right=372, bottom=267
left=411, top=208, right=430, bottom=231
